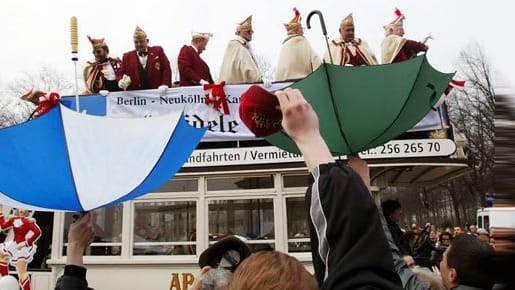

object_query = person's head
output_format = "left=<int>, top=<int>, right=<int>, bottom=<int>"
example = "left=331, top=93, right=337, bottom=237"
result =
left=236, top=15, right=253, bottom=42
left=133, top=26, right=149, bottom=53
left=228, top=251, right=318, bottom=290
left=389, top=24, right=405, bottom=37
left=477, top=228, right=490, bottom=244
left=87, top=35, right=109, bottom=62
left=439, top=234, right=495, bottom=289
left=339, top=13, right=355, bottom=42
left=468, top=224, right=477, bottom=235
left=191, top=33, right=213, bottom=54
left=439, top=232, right=453, bottom=246
left=200, top=268, right=233, bottom=290
left=430, top=230, right=437, bottom=242
left=199, top=236, right=251, bottom=273
left=16, top=208, right=28, bottom=217
left=453, top=226, right=463, bottom=237
left=381, top=199, right=402, bottom=223
left=384, top=9, right=405, bottom=37
left=284, top=8, right=303, bottom=36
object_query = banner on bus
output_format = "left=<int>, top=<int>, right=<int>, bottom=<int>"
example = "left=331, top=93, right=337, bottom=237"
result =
left=106, top=84, right=447, bottom=141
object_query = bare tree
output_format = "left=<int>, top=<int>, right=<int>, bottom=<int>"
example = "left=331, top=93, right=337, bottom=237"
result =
left=382, top=43, right=496, bottom=228
left=446, top=43, right=495, bottom=210
left=4, top=65, right=75, bottom=97
left=254, top=53, right=275, bottom=81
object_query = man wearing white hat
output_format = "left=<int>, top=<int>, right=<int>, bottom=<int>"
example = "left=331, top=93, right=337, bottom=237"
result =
left=276, top=8, right=322, bottom=81
left=218, top=16, right=262, bottom=84
left=324, top=13, right=377, bottom=66
left=381, top=9, right=428, bottom=64
left=117, top=26, right=172, bottom=93
left=83, top=36, right=122, bottom=95
left=178, top=32, right=214, bottom=86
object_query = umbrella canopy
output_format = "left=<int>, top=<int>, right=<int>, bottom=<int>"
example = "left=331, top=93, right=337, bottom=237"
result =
left=0, top=104, right=206, bottom=211
left=265, top=55, right=454, bottom=155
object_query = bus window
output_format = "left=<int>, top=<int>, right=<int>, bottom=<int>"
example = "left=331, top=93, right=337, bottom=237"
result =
left=286, top=197, right=310, bottom=252
left=133, top=201, right=197, bottom=255
left=484, top=215, right=490, bottom=230
left=477, top=216, right=482, bottom=229
left=208, top=198, right=274, bottom=252
left=63, top=205, right=123, bottom=256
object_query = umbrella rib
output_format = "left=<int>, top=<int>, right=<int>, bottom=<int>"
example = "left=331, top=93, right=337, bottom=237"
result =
left=358, top=57, right=425, bottom=152
left=323, top=64, right=353, bottom=154
left=60, top=106, right=85, bottom=212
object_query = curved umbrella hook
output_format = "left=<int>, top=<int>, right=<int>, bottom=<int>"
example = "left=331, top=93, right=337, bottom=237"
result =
left=307, top=10, right=333, bottom=64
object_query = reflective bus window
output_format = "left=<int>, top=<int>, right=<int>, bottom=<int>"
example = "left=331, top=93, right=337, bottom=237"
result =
left=63, top=205, right=123, bottom=256
left=133, top=201, right=196, bottom=255
left=154, top=178, right=198, bottom=193
left=207, top=176, right=274, bottom=191
left=286, top=197, right=311, bottom=252
left=283, top=174, right=309, bottom=188
left=208, top=199, right=274, bottom=251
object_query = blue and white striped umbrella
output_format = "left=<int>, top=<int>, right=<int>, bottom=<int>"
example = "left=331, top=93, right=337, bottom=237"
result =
left=0, top=104, right=206, bottom=211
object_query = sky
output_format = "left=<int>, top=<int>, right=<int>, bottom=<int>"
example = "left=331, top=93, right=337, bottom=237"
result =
left=0, top=0, right=513, bottom=92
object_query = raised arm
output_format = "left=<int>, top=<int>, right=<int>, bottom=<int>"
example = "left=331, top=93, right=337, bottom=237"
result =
left=275, top=88, right=334, bottom=171
left=275, top=88, right=402, bottom=289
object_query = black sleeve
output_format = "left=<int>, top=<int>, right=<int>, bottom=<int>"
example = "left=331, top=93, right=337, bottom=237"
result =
left=307, top=162, right=402, bottom=290
left=54, top=265, right=89, bottom=290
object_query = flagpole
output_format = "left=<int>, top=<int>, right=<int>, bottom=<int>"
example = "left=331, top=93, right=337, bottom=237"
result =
left=70, top=16, right=80, bottom=112
left=307, top=10, right=333, bottom=64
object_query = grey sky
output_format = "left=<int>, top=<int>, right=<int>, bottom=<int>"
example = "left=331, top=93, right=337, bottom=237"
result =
left=1, top=0, right=513, bottom=89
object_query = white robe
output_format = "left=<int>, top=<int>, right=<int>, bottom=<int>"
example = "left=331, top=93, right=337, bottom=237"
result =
left=323, top=37, right=378, bottom=66
left=218, top=37, right=261, bottom=84
left=381, top=35, right=407, bottom=64
left=276, top=34, right=322, bottom=81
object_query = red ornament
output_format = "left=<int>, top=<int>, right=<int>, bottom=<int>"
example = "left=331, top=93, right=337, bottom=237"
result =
left=204, top=82, right=230, bottom=115
left=239, top=85, right=282, bottom=137
left=33, top=92, right=60, bottom=118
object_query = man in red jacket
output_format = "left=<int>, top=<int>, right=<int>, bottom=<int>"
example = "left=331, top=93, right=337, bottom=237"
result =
left=178, top=32, right=214, bottom=86
left=117, top=26, right=172, bottom=93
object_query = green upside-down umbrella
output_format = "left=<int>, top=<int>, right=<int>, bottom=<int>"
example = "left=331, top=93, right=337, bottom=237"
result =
left=265, top=55, right=454, bottom=155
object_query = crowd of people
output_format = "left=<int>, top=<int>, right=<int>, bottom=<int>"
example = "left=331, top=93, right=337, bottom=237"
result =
left=382, top=198, right=499, bottom=277
left=53, top=87, right=506, bottom=290
left=82, top=8, right=428, bottom=95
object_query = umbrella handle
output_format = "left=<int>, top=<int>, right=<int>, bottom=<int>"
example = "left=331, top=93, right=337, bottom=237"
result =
left=307, top=10, right=327, bottom=36
left=307, top=10, right=334, bottom=64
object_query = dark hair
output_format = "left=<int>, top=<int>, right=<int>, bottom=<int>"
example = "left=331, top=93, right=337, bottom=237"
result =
left=439, top=232, right=453, bottom=242
left=446, top=234, right=495, bottom=288
left=381, top=199, right=401, bottom=217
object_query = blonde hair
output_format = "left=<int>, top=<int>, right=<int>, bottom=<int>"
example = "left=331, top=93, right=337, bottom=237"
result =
left=228, top=251, right=318, bottom=290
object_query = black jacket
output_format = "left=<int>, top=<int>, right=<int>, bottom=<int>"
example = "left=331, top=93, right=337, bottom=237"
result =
left=307, top=162, right=403, bottom=289
left=55, top=265, right=91, bottom=290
